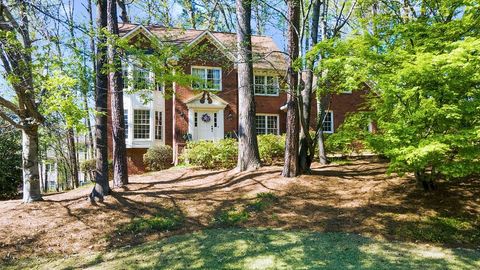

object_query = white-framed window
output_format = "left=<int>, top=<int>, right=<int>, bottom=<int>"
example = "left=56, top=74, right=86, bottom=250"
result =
left=132, top=65, right=153, bottom=90
left=256, top=114, right=279, bottom=135
left=155, top=111, right=162, bottom=140
left=124, top=109, right=129, bottom=139
left=322, top=111, right=334, bottom=133
left=254, top=75, right=279, bottom=96
left=133, top=110, right=150, bottom=139
left=191, top=66, right=221, bottom=90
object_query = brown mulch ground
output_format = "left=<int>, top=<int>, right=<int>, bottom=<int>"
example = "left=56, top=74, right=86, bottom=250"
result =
left=1, top=158, right=479, bottom=261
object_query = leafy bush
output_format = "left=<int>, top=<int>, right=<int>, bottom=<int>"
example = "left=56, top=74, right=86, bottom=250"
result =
left=246, top=192, right=280, bottom=212
left=181, top=139, right=237, bottom=169
left=80, top=159, right=113, bottom=181
left=0, top=125, right=22, bottom=200
left=119, top=210, right=184, bottom=234
left=213, top=207, right=249, bottom=227
left=257, top=134, right=285, bottom=165
left=143, top=145, right=173, bottom=171
left=324, top=113, right=372, bottom=155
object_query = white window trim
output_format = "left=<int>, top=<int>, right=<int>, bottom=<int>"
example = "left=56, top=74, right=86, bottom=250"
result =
left=322, top=110, right=334, bottom=134
left=191, top=66, right=222, bottom=91
left=255, top=113, right=280, bottom=135
left=154, top=111, right=164, bottom=141
left=254, top=75, right=280, bottom=96
left=122, top=57, right=155, bottom=92
left=133, top=109, right=151, bottom=140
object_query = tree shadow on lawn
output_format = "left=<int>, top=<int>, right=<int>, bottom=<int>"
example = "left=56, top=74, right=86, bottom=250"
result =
left=48, top=229, right=480, bottom=270
left=106, top=161, right=480, bottom=250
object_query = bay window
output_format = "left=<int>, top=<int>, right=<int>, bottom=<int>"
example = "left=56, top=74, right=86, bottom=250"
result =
left=133, top=110, right=150, bottom=139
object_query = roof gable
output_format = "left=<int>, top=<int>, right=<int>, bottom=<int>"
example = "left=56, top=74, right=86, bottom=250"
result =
left=118, top=23, right=287, bottom=71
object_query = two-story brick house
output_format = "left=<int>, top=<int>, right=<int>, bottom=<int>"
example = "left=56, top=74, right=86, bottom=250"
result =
left=109, top=24, right=367, bottom=173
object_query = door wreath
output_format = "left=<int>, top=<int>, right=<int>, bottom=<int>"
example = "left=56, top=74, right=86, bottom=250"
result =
left=201, top=113, right=211, bottom=123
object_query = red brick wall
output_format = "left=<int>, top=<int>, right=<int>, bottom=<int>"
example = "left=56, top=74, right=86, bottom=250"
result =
left=310, top=89, right=369, bottom=131
left=106, top=33, right=369, bottom=174
left=174, top=40, right=239, bottom=143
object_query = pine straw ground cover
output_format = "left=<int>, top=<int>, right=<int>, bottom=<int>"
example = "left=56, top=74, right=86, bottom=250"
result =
left=1, top=158, right=479, bottom=269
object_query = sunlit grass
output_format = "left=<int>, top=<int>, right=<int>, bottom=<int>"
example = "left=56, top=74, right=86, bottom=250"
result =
left=5, top=229, right=480, bottom=270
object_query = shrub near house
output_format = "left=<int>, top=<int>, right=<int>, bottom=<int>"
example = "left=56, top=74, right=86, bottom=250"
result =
left=143, top=145, right=173, bottom=171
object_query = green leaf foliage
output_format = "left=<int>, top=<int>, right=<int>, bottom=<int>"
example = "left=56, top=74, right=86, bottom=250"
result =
left=312, top=1, right=480, bottom=183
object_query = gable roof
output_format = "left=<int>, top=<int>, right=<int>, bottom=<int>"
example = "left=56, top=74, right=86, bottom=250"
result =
left=118, top=23, right=287, bottom=71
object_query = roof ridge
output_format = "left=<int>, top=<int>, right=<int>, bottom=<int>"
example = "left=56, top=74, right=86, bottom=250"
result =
left=118, top=22, right=271, bottom=38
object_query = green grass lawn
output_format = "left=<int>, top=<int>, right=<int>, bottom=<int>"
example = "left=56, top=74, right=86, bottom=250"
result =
left=5, top=228, right=480, bottom=270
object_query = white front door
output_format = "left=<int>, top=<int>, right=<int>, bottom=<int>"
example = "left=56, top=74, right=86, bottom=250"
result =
left=196, top=111, right=217, bottom=141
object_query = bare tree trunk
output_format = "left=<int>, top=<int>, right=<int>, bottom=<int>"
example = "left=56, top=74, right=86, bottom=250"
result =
left=299, top=0, right=321, bottom=172
left=317, top=102, right=327, bottom=164
left=236, top=0, right=262, bottom=171
left=117, top=0, right=129, bottom=23
left=108, top=0, right=129, bottom=187
left=87, top=0, right=96, bottom=159
left=317, top=0, right=328, bottom=165
left=44, top=163, right=48, bottom=193
left=282, top=0, right=301, bottom=178
left=67, top=128, right=79, bottom=188
left=90, top=0, right=110, bottom=201
left=22, top=125, right=42, bottom=202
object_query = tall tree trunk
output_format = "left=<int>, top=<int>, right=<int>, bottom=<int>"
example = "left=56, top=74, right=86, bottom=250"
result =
left=299, top=0, right=321, bottom=172
left=236, top=0, right=262, bottom=171
left=317, top=0, right=328, bottom=165
left=43, top=163, right=48, bottom=193
left=108, top=0, right=129, bottom=187
left=87, top=0, right=96, bottom=159
left=22, top=124, right=42, bottom=202
left=67, top=128, right=79, bottom=188
left=117, top=0, right=129, bottom=23
left=317, top=103, right=327, bottom=164
left=282, top=0, right=301, bottom=177
left=90, top=0, right=110, bottom=201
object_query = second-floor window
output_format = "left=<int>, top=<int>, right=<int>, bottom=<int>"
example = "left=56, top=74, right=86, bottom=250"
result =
left=192, top=67, right=221, bottom=90
left=254, top=75, right=279, bottom=96
left=132, top=65, right=153, bottom=90
left=133, top=110, right=150, bottom=139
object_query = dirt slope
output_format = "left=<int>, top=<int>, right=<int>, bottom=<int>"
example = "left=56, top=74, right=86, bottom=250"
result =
left=1, top=159, right=479, bottom=261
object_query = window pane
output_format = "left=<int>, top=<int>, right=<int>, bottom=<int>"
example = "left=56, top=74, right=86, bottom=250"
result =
left=266, top=116, right=278, bottom=134
left=134, top=110, right=150, bottom=139
left=255, top=115, right=266, bottom=134
left=192, top=68, right=205, bottom=89
left=155, top=111, right=162, bottom=140
left=322, top=111, right=333, bottom=132
left=132, top=66, right=151, bottom=90
left=124, top=110, right=128, bottom=139
left=254, top=76, right=265, bottom=94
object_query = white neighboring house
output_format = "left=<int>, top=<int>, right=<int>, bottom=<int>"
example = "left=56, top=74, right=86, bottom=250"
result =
left=122, top=60, right=166, bottom=149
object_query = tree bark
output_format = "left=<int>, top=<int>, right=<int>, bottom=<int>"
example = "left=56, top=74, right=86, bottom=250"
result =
left=87, top=0, right=96, bottom=159
left=236, top=0, right=262, bottom=171
left=90, top=0, right=110, bottom=201
left=108, top=0, right=129, bottom=187
left=67, top=128, right=80, bottom=188
left=299, top=0, right=321, bottom=172
left=22, top=124, right=42, bottom=202
left=282, top=0, right=301, bottom=178
left=117, top=0, right=129, bottom=23
left=317, top=0, right=329, bottom=165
